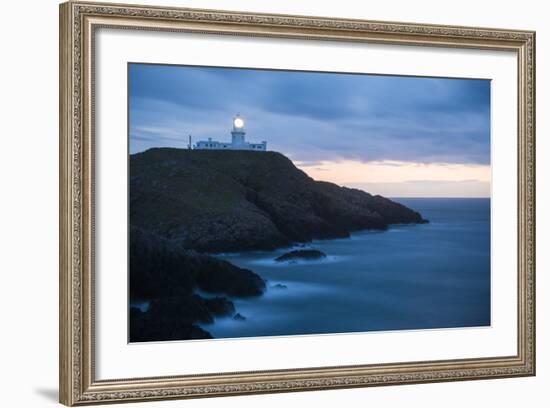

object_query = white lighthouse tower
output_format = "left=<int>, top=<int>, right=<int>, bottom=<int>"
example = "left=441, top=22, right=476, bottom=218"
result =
left=231, top=114, right=246, bottom=146
left=194, top=114, right=267, bottom=151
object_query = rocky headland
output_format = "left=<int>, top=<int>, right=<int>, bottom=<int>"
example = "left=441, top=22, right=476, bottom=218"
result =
left=130, top=149, right=427, bottom=253
left=129, top=148, right=428, bottom=341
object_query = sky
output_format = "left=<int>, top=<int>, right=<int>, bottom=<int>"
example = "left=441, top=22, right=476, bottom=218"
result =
left=129, top=63, right=491, bottom=198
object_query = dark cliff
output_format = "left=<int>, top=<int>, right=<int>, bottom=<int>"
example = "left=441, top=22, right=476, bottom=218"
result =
left=129, top=226, right=265, bottom=342
left=130, top=148, right=427, bottom=253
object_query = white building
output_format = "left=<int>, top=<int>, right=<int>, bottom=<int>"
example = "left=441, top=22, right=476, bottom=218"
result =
left=194, top=114, right=267, bottom=151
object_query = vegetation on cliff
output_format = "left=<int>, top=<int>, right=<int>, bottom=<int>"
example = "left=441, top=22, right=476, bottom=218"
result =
left=130, top=149, right=427, bottom=253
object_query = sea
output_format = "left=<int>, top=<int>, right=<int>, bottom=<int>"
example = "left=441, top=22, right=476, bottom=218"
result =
left=202, top=198, right=491, bottom=339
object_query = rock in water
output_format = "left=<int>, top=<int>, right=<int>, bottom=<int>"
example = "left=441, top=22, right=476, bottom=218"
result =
left=233, top=313, right=247, bottom=321
left=129, top=295, right=240, bottom=342
left=275, top=249, right=327, bottom=262
left=130, top=149, right=428, bottom=252
left=129, top=298, right=214, bottom=342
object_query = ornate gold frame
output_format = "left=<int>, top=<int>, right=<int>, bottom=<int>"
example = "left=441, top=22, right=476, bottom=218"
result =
left=59, top=1, right=536, bottom=405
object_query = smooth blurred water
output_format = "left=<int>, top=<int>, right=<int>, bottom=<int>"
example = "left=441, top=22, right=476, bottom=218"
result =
left=204, top=198, right=491, bottom=339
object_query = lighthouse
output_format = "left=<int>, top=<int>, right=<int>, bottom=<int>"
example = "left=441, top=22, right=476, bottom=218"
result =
left=231, top=114, right=246, bottom=146
left=194, top=114, right=267, bottom=151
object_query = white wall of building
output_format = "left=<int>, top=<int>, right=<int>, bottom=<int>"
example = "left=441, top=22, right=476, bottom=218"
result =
left=195, top=116, right=266, bottom=150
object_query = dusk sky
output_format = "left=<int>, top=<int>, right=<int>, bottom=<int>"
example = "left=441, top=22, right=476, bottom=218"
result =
left=129, top=63, right=491, bottom=197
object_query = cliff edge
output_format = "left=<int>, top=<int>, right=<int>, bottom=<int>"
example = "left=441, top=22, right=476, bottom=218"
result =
left=130, top=148, right=427, bottom=252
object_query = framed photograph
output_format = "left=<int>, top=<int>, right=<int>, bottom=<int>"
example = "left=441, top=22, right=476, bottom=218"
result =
left=59, top=1, right=536, bottom=405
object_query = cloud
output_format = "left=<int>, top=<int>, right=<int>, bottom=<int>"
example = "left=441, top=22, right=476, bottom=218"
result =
left=295, top=159, right=490, bottom=185
left=128, top=63, right=491, bottom=165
